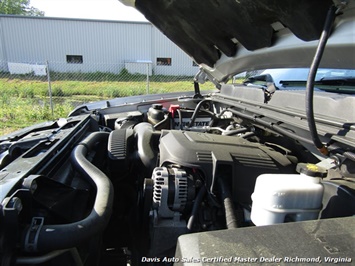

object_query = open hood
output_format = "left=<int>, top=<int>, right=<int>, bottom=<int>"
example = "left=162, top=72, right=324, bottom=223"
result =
left=121, top=0, right=355, bottom=83
left=2, top=2, right=355, bottom=264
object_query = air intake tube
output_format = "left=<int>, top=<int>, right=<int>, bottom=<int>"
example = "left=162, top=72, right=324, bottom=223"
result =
left=22, top=132, right=114, bottom=252
left=134, top=123, right=159, bottom=172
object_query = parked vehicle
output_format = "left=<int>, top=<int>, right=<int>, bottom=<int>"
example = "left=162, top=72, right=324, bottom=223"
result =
left=1, top=0, right=354, bottom=265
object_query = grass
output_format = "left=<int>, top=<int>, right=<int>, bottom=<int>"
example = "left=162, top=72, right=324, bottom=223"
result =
left=0, top=78, right=213, bottom=98
left=0, top=95, right=73, bottom=135
left=0, top=74, right=216, bottom=136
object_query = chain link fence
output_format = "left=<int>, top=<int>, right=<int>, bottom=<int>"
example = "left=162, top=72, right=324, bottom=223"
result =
left=0, top=61, right=215, bottom=135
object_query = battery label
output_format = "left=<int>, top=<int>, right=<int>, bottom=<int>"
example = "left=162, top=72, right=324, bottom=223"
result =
left=173, top=117, right=211, bottom=129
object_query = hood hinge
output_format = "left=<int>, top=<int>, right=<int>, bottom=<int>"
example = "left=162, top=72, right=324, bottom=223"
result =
left=194, top=69, right=222, bottom=89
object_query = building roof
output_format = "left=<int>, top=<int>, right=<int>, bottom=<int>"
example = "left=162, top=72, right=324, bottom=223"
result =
left=0, top=14, right=151, bottom=25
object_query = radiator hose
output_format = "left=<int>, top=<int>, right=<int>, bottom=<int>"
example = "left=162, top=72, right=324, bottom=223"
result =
left=22, top=132, right=114, bottom=252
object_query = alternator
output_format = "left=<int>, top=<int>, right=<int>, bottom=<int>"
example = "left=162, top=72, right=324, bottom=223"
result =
left=152, top=167, right=188, bottom=218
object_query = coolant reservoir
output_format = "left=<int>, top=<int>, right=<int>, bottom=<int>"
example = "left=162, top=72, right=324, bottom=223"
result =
left=251, top=164, right=326, bottom=226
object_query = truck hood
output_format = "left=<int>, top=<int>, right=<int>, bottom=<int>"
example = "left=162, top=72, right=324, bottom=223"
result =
left=121, top=0, right=355, bottom=83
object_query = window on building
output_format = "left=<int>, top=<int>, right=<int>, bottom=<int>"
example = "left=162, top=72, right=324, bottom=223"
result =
left=157, top=57, right=171, bottom=66
left=67, top=55, right=83, bottom=64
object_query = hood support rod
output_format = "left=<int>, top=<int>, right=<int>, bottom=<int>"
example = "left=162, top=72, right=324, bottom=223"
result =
left=306, top=5, right=337, bottom=156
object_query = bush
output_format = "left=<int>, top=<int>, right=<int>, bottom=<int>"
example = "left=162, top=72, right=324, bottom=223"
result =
left=51, top=87, right=65, bottom=97
left=20, top=88, right=35, bottom=98
left=110, top=89, right=121, bottom=98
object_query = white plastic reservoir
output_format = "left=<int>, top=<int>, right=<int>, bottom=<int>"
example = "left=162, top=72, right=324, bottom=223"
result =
left=251, top=173, right=324, bottom=226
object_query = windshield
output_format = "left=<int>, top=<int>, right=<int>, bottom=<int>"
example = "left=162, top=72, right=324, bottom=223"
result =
left=243, top=68, right=355, bottom=94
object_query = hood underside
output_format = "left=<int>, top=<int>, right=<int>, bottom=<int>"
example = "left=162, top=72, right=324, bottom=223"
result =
left=122, top=0, right=355, bottom=83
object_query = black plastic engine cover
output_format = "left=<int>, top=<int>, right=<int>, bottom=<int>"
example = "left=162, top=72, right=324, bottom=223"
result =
left=159, top=130, right=295, bottom=205
left=175, top=216, right=355, bottom=265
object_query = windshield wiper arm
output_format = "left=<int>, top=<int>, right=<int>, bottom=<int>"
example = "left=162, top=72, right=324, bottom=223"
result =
left=316, top=77, right=355, bottom=86
left=280, top=77, right=355, bottom=87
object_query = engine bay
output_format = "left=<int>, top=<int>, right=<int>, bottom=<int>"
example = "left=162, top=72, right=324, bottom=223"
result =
left=0, top=88, right=355, bottom=265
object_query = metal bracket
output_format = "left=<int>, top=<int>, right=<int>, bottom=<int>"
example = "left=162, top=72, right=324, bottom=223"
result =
left=24, top=217, right=44, bottom=252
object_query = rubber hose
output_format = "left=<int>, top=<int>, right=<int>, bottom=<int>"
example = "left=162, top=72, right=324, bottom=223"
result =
left=187, top=186, right=207, bottom=231
left=154, top=113, right=170, bottom=130
left=187, top=99, right=211, bottom=128
left=134, top=123, right=157, bottom=171
left=305, top=6, right=336, bottom=155
left=177, top=108, right=183, bottom=130
left=218, top=178, right=238, bottom=229
left=23, top=132, right=114, bottom=252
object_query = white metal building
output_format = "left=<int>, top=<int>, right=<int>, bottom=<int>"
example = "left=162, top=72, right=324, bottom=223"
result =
left=0, top=15, right=199, bottom=76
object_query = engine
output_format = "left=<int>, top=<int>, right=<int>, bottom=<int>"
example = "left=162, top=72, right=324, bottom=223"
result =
left=102, top=101, right=355, bottom=263
left=1, top=98, right=355, bottom=265
left=105, top=124, right=296, bottom=256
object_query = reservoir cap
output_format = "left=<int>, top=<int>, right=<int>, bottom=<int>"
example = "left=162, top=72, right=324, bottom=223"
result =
left=296, top=163, right=327, bottom=178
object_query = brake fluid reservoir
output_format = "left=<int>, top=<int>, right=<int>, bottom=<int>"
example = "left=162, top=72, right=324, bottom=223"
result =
left=251, top=164, right=326, bottom=226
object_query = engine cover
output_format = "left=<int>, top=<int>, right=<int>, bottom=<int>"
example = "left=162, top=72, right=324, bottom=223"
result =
left=159, top=130, right=295, bottom=204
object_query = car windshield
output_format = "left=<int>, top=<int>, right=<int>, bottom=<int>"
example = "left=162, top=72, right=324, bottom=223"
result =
left=243, top=68, right=355, bottom=93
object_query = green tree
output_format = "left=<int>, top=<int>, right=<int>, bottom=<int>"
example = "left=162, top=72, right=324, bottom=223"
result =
left=0, top=0, right=44, bottom=16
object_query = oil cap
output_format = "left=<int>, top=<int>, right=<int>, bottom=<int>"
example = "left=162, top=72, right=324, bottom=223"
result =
left=296, top=163, right=328, bottom=178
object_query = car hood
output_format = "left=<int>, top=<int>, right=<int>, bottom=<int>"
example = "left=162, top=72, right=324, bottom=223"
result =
left=121, top=0, right=355, bottom=84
